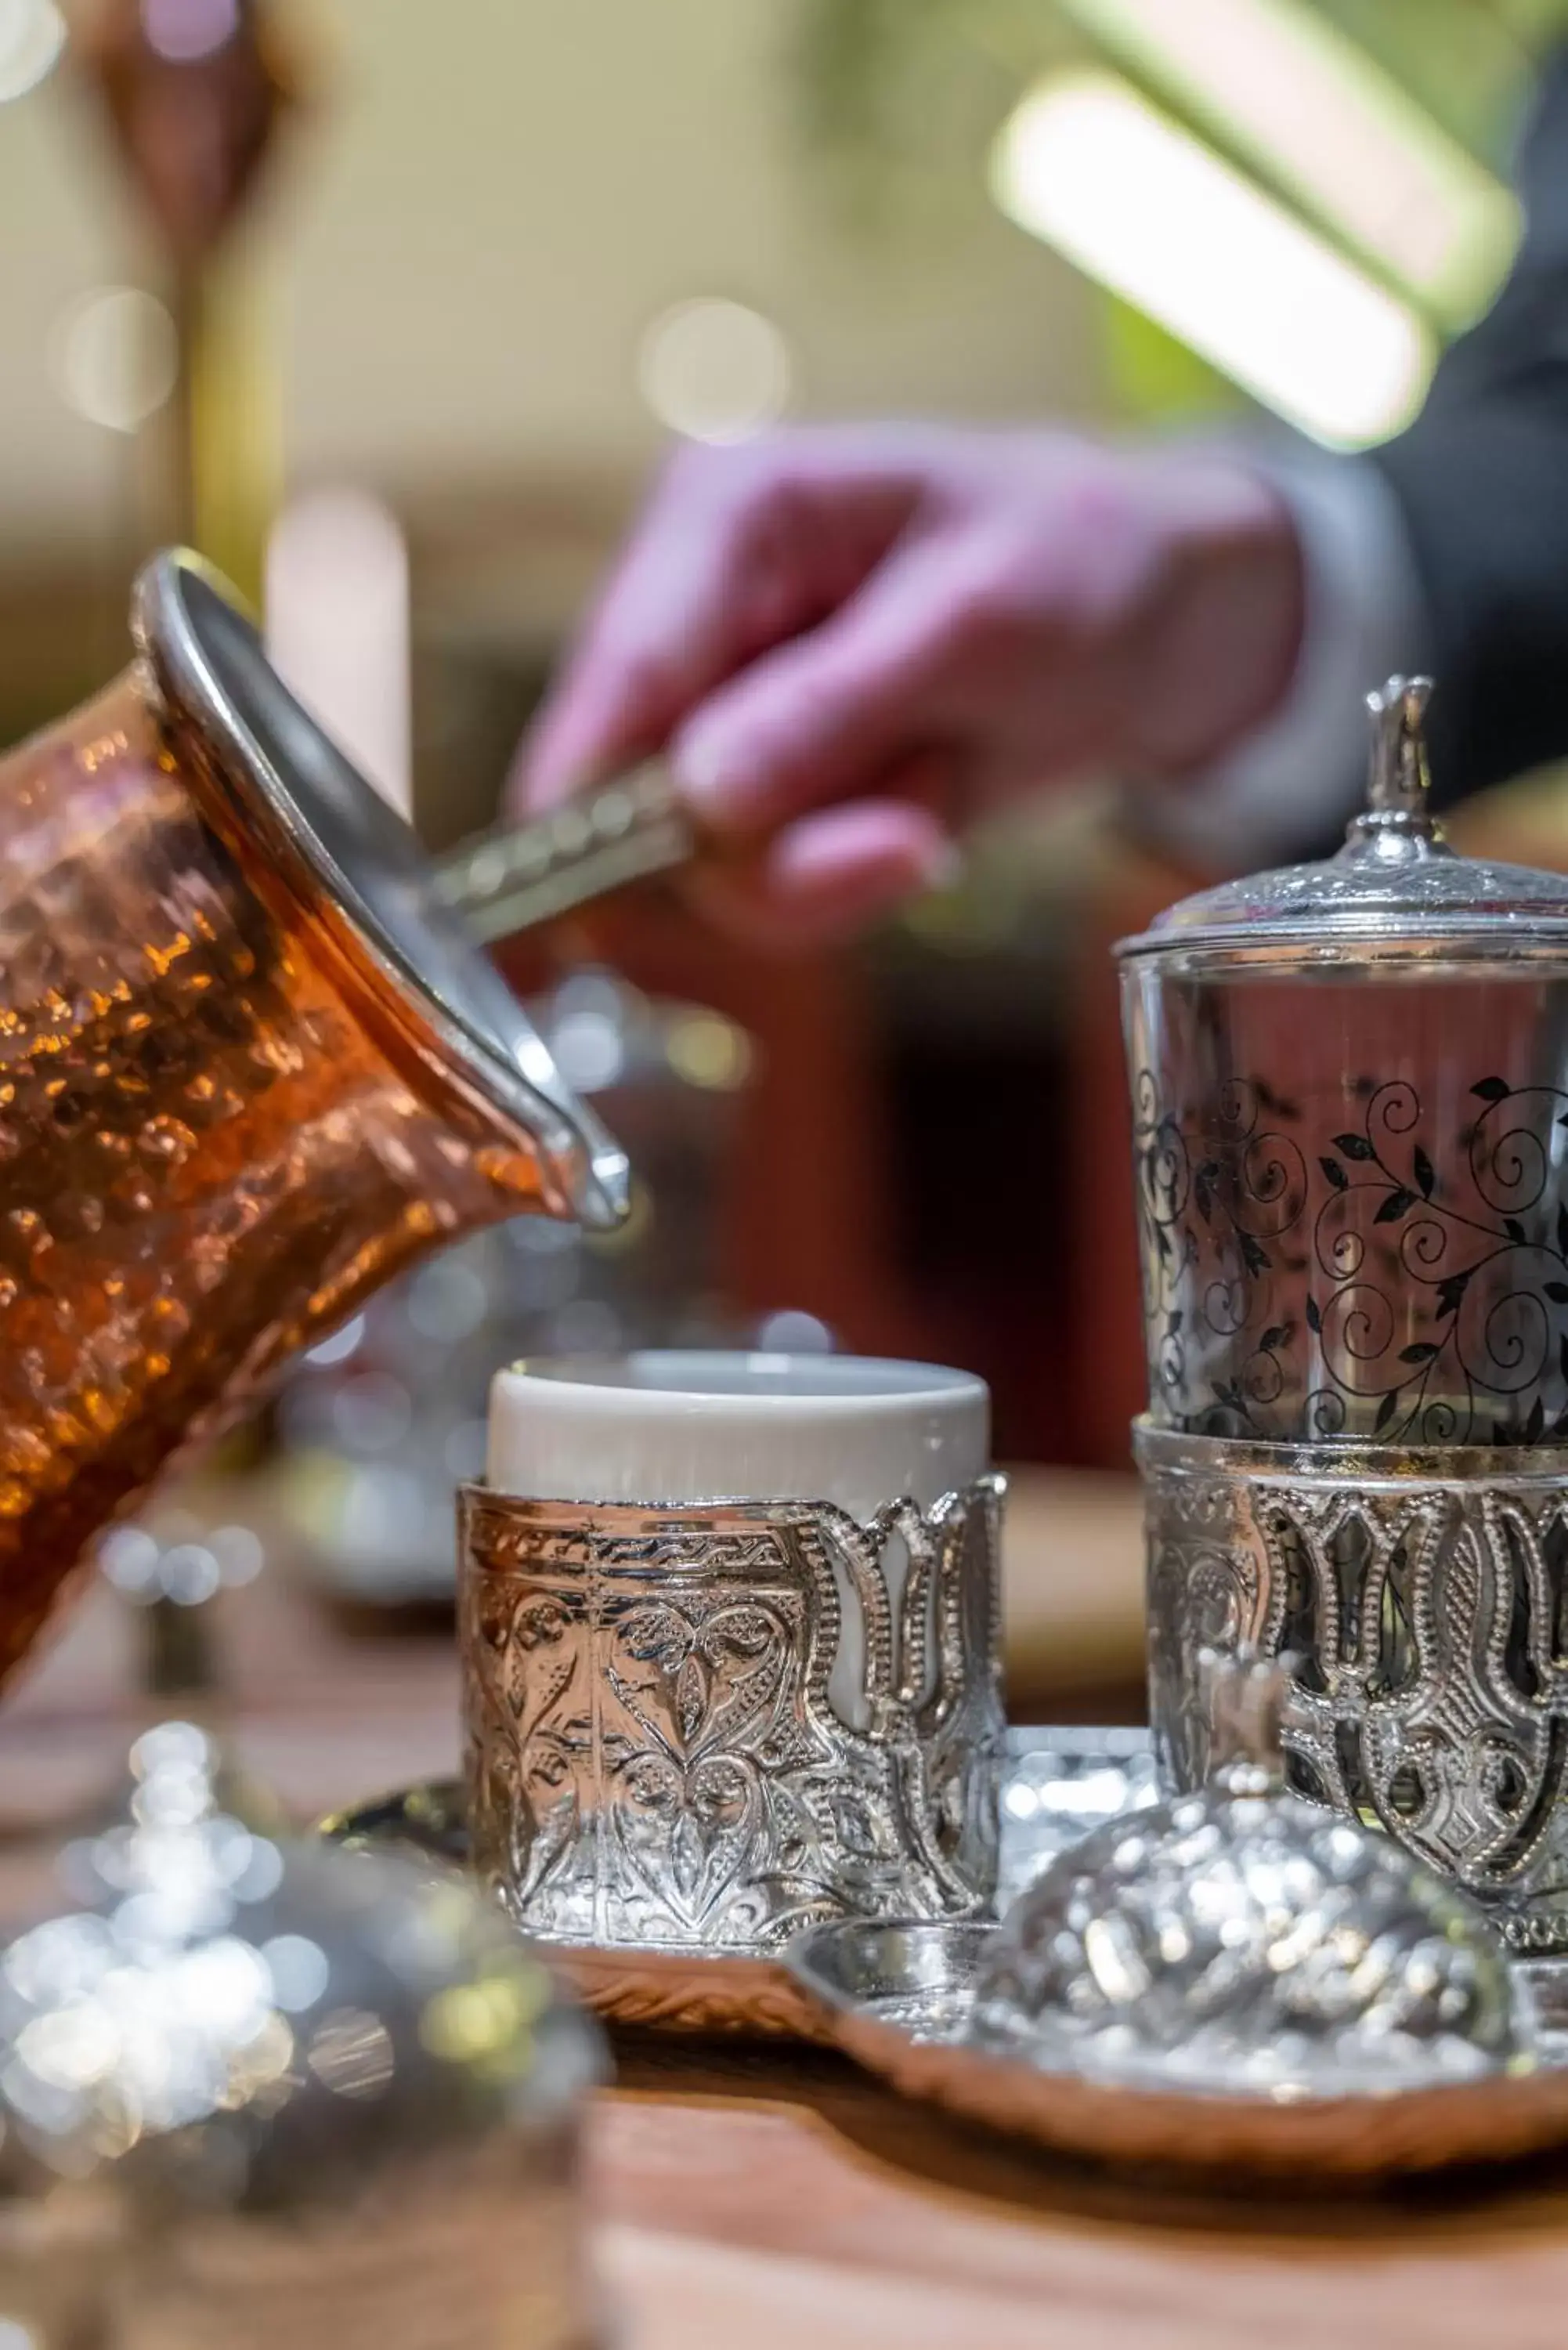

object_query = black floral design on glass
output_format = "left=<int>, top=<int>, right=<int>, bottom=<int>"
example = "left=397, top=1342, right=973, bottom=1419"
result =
left=1134, top=1071, right=1568, bottom=1445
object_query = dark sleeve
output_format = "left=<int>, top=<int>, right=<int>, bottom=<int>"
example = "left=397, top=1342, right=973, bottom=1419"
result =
left=1371, top=56, right=1568, bottom=807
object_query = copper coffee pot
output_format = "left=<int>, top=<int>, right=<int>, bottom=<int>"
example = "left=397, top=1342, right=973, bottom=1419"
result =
left=0, top=549, right=628, bottom=1690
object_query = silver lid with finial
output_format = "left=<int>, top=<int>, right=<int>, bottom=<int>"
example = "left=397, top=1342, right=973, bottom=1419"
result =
left=1118, top=674, right=1568, bottom=964
left=0, top=1728, right=605, bottom=2350
left=971, top=1651, right=1528, bottom=2098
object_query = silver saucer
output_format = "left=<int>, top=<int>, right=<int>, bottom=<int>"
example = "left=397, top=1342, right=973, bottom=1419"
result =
left=318, top=1727, right=1159, bottom=2037
left=785, top=1920, right=1568, bottom=2179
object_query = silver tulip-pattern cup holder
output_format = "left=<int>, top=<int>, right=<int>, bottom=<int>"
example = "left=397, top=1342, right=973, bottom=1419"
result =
left=1122, top=678, right=1568, bottom=1950
left=457, top=1355, right=1004, bottom=1996
left=1140, top=1427, right=1568, bottom=1949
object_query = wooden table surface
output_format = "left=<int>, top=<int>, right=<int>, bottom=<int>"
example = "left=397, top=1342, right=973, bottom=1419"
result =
left=7, top=1466, right=1568, bottom=2348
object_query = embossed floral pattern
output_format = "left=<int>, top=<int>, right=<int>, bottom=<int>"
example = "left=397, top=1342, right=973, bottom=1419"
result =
left=459, top=1482, right=1005, bottom=1952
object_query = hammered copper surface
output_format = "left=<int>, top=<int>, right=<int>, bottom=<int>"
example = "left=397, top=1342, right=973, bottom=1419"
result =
left=0, top=672, right=555, bottom=1687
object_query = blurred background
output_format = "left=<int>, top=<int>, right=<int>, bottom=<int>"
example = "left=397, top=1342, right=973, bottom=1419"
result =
left=6, top=0, right=1568, bottom=1667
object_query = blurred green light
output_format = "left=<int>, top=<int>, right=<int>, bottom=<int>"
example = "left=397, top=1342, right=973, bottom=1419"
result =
left=993, top=70, right=1435, bottom=448
left=1055, top=0, right=1519, bottom=327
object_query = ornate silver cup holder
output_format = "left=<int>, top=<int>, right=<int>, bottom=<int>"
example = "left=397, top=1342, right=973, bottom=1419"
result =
left=1141, top=1425, right=1568, bottom=1954
left=456, top=1476, right=1007, bottom=1953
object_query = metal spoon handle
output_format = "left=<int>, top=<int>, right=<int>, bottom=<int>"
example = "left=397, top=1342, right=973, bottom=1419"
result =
left=431, top=763, right=698, bottom=946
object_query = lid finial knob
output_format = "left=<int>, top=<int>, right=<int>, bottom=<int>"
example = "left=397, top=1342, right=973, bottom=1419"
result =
left=1364, top=674, right=1436, bottom=822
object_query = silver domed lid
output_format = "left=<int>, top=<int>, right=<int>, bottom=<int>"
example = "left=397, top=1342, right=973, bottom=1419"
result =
left=972, top=1654, right=1527, bottom=2099
left=0, top=1723, right=603, bottom=2207
left=1118, top=678, right=1568, bottom=967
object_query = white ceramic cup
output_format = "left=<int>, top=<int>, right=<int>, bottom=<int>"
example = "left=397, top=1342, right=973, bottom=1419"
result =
left=486, top=1350, right=989, bottom=1724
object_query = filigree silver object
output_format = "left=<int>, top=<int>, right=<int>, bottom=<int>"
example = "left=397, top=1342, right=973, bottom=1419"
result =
left=974, top=1651, right=1524, bottom=2098
left=788, top=1917, right=1568, bottom=2180
left=457, top=1477, right=1005, bottom=1967
left=1127, top=1063, right=1568, bottom=1447
left=1140, top=1422, right=1568, bottom=1949
left=788, top=1663, right=1568, bottom=2182
left=1120, top=674, right=1568, bottom=1954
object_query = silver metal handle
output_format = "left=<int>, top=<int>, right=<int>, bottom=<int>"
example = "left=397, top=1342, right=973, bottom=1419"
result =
left=431, top=762, right=699, bottom=946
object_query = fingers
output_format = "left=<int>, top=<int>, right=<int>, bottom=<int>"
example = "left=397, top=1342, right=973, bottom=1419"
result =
left=517, top=472, right=756, bottom=810
left=509, top=434, right=919, bottom=818
left=686, top=794, right=960, bottom=952
left=671, top=530, right=989, bottom=838
left=770, top=798, right=959, bottom=925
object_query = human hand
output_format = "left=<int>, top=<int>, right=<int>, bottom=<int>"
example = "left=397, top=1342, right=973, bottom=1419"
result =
left=512, top=423, right=1303, bottom=942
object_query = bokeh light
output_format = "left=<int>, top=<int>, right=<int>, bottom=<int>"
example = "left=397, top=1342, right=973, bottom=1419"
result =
left=303, top=1314, right=367, bottom=1368
left=266, top=488, right=413, bottom=818
left=139, top=0, right=239, bottom=63
left=0, top=0, right=64, bottom=104
left=261, top=1932, right=331, bottom=2014
left=637, top=297, right=791, bottom=444
left=992, top=70, right=1433, bottom=448
left=755, top=1310, right=833, bottom=1354
left=50, top=287, right=178, bottom=433
left=667, top=1010, right=753, bottom=1092
left=1056, top=0, right=1516, bottom=325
